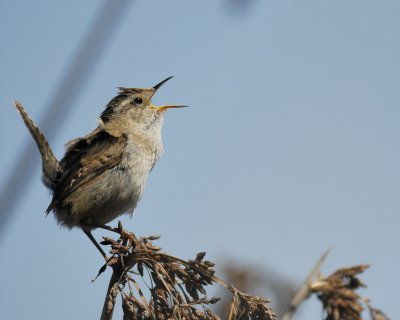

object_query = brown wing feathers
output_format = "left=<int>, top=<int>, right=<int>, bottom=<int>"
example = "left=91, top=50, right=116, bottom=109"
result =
left=46, top=131, right=127, bottom=213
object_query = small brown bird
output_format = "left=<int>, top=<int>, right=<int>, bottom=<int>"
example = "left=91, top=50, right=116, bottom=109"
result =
left=14, top=76, right=187, bottom=257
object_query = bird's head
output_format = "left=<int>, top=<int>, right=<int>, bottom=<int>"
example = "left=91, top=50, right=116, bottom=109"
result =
left=99, top=76, right=187, bottom=135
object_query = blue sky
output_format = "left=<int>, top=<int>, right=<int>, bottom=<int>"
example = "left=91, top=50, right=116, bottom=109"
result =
left=0, top=1, right=399, bottom=319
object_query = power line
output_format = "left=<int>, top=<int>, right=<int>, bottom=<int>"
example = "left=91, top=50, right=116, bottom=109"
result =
left=0, top=0, right=132, bottom=237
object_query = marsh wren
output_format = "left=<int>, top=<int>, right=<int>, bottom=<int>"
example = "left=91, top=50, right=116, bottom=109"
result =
left=14, top=76, right=187, bottom=257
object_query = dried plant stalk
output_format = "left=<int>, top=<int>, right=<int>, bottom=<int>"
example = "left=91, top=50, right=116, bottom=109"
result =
left=367, top=304, right=390, bottom=320
left=97, top=222, right=276, bottom=320
left=95, top=224, right=389, bottom=320
left=282, top=251, right=389, bottom=320
left=311, top=265, right=369, bottom=320
left=282, top=249, right=331, bottom=320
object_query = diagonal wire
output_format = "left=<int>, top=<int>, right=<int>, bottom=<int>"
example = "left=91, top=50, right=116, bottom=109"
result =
left=0, top=0, right=132, bottom=237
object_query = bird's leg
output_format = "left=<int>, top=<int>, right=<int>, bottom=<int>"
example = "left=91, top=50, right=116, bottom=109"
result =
left=93, top=223, right=118, bottom=233
left=87, top=222, right=137, bottom=242
left=82, top=228, right=108, bottom=260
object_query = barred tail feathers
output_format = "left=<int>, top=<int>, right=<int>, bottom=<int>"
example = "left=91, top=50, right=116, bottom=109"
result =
left=13, top=100, right=61, bottom=189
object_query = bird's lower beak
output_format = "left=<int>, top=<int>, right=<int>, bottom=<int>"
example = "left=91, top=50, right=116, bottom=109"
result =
left=153, top=105, right=189, bottom=112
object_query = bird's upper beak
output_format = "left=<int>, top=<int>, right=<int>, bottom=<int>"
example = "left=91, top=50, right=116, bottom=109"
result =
left=153, top=76, right=174, bottom=91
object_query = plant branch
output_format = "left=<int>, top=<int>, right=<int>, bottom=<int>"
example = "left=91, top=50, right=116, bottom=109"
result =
left=100, top=258, right=122, bottom=320
left=95, top=222, right=276, bottom=320
left=282, top=248, right=331, bottom=320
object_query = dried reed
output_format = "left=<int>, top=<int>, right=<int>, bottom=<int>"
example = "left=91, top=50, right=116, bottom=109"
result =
left=311, top=265, right=389, bottom=320
left=283, top=251, right=390, bottom=320
left=97, top=222, right=276, bottom=320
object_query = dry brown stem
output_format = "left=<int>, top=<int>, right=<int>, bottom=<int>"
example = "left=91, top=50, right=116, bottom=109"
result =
left=282, top=249, right=331, bottom=320
left=367, top=303, right=390, bottom=320
left=100, top=259, right=121, bottom=320
left=96, top=224, right=388, bottom=320
left=311, top=265, right=368, bottom=320
left=215, top=262, right=296, bottom=318
left=97, top=222, right=276, bottom=320
left=282, top=251, right=389, bottom=320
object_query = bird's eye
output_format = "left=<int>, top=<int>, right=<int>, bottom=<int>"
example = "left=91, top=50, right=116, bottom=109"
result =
left=132, top=97, right=143, bottom=105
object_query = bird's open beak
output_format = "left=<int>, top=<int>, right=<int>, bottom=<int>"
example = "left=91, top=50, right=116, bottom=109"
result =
left=152, top=76, right=188, bottom=111
left=153, top=105, right=189, bottom=112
